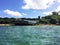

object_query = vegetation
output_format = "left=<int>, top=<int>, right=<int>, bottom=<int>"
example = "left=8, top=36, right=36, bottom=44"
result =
left=39, top=11, right=60, bottom=25
left=0, top=11, right=60, bottom=25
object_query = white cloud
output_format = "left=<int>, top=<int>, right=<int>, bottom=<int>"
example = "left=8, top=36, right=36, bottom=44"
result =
left=22, top=0, right=55, bottom=9
left=0, top=16, right=2, bottom=17
left=3, top=9, right=22, bottom=17
left=55, top=5, right=60, bottom=15
left=43, top=11, right=52, bottom=15
left=43, top=5, right=60, bottom=15
left=0, top=16, right=4, bottom=18
left=55, top=5, right=60, bottom=12
left=57, top=0, right=60, bottom=3
left=22, top=13, right=27, bottom=15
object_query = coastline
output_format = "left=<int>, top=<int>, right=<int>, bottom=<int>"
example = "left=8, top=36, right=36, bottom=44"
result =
left=0, top=24, right=14, bottom=26
left=0, top=24, right=60, bottom=26
left=33, top=24, right=60, bottom=26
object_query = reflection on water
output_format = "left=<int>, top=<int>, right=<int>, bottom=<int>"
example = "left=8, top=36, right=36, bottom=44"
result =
left=0, top=26, right=60, bottom=45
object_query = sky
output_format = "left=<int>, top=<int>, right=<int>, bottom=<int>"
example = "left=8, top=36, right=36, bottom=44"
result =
left=0, top=0, right=60, bottom=18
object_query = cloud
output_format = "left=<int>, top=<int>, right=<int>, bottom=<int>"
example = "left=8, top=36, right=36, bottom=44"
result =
left=55, top=5, right=60, bottom=15
left=57, top=0, right=60, bottom=3
left=55, top=5, right=60, bottom=12
left=43, top=5, right=60, bottom=15
left=43, top=11, right=52, bottom=15
left=22, top=0, right=55, bottom=9
left=22, top=13, right=27, bottom=15
left=0, top=16, right=4, bottom=18
left=0, top=16, right=2, bottom=17
left=3, top=9, right=22, bottom=17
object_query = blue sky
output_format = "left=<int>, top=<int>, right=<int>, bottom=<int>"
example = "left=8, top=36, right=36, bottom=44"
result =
left=0, top=0, right=60, bottom=18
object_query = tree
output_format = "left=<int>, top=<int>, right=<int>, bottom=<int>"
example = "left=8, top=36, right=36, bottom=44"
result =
left=38, top=16, right=40, bottom=19
left=50, top=19, right=57, bottom=24
left=52, top=11, right=58, bottom=15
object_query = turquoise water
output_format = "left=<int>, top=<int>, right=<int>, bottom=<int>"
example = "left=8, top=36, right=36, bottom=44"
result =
left=0, top=26, right=60, bottom=45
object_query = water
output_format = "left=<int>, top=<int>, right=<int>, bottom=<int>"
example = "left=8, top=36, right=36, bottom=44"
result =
left=0, top=26, right=60, bottom=45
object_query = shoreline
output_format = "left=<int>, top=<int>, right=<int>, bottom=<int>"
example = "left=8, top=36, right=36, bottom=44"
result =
left=33, top=24, right=60, bottom=26
left=0, top=24, right=14, bottom=26
left=0, top=24, right=60, bottom=26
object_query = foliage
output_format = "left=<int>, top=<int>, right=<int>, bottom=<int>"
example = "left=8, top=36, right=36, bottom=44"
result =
left=0, top=11, right=60, bottom=25
left=40, top=11, right=60, bottom=24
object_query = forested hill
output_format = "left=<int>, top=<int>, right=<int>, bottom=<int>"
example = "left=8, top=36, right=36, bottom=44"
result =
left=0, top=11, right=60, bottom=25
left=39, top=11, right=60, bottom=24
